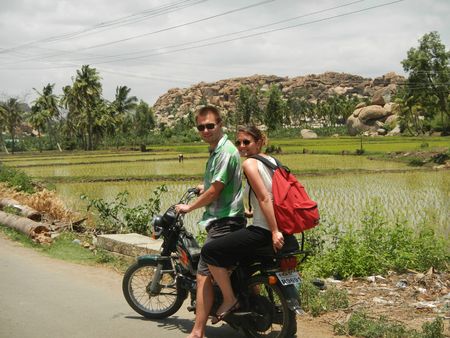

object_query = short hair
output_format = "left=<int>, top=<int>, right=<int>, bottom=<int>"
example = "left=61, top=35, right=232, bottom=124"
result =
left=196, top=105, right=222, bottom=124
left=237, top=125, right=267, bottom=145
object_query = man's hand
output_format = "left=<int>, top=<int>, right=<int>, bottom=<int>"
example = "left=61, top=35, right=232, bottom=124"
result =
left=197, top=184, right=205, bottom=195
left=175, top=204, right=191, bottom=214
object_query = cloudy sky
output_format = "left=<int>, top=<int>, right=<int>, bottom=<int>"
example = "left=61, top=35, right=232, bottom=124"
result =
left=0, top=0, right=448, bottom=105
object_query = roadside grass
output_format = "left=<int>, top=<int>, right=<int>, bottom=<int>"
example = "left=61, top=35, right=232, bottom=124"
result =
left=0, top=225, right=132, bottom=272
left=334, top=311, right=445, bottom=338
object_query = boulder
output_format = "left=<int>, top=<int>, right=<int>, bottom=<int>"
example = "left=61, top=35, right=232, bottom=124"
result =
left=152, top=72, right=405, bottom=128
left=300, top=129, right=318, bottom=139
left=385, top=114, right=398, bottom=126
left=358, top=105, right=390, bottom=123
left=387, top=125, right=401, bottom=136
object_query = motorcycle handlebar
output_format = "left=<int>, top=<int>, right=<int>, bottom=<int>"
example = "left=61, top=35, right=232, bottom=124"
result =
left=187, top=187, right=200, bottom=195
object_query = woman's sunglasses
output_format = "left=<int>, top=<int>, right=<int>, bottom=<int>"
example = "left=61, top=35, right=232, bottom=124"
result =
left=235, top=139, right=251, bottom=146
left=196, top=123, right=216, bottom=131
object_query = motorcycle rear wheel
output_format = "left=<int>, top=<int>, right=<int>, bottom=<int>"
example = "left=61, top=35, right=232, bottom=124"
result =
left=242, top=276, right=296, bottom=338
left=122, top=261, right=185, bottom=319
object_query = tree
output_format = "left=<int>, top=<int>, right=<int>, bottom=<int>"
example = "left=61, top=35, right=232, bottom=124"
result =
left=264, top=85, right=287, bottom=132
left=111, top=86, right=137, bottom=134
left=236, top=85, right=261, bottom=128
left=286, top=88, right=314, bottom=127
left=401, top=31, right=450, bottom=133
left=0, top=98, right=23, bottom=154
left=62, top=65, right=103, bottom=150
left=76, top=65, right=103, bottom=150
left=133, top=100, right=155, bottom=138
left=30, top=83, right=60, bottom=151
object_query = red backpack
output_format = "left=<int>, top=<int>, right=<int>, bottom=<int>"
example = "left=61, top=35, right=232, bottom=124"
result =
left=248, top=155, right=320, bottom=234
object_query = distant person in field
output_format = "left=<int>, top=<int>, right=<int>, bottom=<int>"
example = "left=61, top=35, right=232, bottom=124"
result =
left=178, top=153, right=184, bottom=163
left=175, top=106, right=245, bottom=338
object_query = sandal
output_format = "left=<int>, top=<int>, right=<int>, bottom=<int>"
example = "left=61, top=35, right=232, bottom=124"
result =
left=210, top=300, right=240, bottom=324
left=216, top=300, right=240, bottom=321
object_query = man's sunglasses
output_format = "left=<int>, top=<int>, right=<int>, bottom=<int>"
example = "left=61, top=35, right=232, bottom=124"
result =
left=235, top=139, right=251, bottom=146
left=196, top=123, right=216, bottom=131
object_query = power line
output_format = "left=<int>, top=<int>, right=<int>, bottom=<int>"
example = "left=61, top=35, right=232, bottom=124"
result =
left=0, top=0, right=273, bottom=67
left=2, top=0, right=370, bottom=68
left=0, top=0, right=205, bottom=55
left=67, top=0, right=367, bottom=63
left=0, top=0, right=407, bottom=88
left=88, top=0, right=406, bottom=66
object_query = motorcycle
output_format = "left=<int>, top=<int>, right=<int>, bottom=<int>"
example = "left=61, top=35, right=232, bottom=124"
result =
left=122, top=188, right=308, bottom=337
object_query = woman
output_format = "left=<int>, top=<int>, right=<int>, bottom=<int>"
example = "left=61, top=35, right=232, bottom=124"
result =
left=201, top=125, right=285, bottom=323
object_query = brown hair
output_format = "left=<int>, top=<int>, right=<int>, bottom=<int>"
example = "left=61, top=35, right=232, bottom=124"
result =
left=237, top=125, right=267, bottom=146
left=195, top=105, right=222, bottom=124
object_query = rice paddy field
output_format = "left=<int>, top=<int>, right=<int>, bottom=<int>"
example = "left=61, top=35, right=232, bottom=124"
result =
left=1, top=136, right=449, bottom=234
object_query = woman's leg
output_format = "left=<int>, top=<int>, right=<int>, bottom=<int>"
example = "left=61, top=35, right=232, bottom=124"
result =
left=202, top=226, right=271, bottom=317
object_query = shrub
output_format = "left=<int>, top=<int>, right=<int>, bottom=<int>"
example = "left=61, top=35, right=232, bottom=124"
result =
left=82, top=185, right=168, bottom=235
left=0, top=165, right=35, bottom=193
left=301, top=203, right=449, bottom=278
left=408, top=158, right=425, bottom=166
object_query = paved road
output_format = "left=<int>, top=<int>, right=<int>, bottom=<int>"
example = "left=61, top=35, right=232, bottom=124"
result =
left=0, top=235, right=239, bottom=338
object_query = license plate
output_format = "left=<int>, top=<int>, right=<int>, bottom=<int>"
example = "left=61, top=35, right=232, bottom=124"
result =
left=275, top=271, right=301, bottom=286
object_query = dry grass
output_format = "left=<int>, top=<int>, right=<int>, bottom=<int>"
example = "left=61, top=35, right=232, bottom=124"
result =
left=0, top=183, right=77, bottom=222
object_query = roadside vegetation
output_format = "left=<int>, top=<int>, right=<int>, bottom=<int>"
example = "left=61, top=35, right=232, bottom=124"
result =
left=334, top=312, right=445, bottom=338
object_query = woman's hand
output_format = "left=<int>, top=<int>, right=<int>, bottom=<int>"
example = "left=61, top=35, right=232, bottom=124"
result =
left=272, top=230, right=284, bottom=252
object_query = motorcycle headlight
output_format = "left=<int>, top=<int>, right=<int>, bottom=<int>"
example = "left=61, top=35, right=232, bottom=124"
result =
left=151, top=215, right=164, bottom=239
left=160, top=207, right=177, bottom=227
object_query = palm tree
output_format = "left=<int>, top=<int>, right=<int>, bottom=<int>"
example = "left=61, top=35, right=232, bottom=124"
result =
left=30, top=83, right=60, bottom=151
left=61, top=84, right=85, bottom=149
left=72, top=65, right=103, bottom=150
left=110, top=86, right=137, bottom=135
left=0, top=98, right=23, bottom=154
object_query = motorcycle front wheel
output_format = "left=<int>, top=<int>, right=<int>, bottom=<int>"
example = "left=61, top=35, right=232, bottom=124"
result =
left=122, top=260, right=185, bottom=319
left=242, top=276, right=296, bottom=338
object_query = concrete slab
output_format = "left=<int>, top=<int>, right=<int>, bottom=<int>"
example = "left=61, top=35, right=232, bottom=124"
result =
left=97, top=233, right=163, bottom=257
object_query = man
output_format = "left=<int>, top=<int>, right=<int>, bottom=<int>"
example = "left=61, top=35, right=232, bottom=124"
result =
left=175, top=106, right=245, bottom=338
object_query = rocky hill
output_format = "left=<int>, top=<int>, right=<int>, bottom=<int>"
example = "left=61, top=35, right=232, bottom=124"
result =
left=152, top=71, right=405, bottom=126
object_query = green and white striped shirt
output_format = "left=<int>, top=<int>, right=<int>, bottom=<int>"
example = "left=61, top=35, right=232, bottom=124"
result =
left=200, top=134, right=244, bottom=227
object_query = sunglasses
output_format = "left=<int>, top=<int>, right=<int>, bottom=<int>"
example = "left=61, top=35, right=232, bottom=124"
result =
left=196, top=123, right=216, bottom=131
left=235, top=139, right=251, bottom=146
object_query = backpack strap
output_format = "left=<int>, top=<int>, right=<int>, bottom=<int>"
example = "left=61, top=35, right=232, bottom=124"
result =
left=249, top=154, right=281, bottom=171
left=246, top=155, right=281, bottom=212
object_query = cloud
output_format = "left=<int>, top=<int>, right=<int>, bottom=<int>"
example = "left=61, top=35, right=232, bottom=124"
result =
left=0, top=0, right=448, bottom=105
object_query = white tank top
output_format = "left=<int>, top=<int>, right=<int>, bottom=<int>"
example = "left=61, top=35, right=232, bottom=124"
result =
left=244, top=156, right=276, bottom=231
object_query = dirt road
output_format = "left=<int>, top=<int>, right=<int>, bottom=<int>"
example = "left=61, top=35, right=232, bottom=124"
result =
left=0, top=235, right=336, bottom=338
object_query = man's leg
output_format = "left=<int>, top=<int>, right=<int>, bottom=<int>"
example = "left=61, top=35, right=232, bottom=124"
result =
left=207, top=265, right=238, bottom=316
left=187, top=274, right=213, bottom=338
